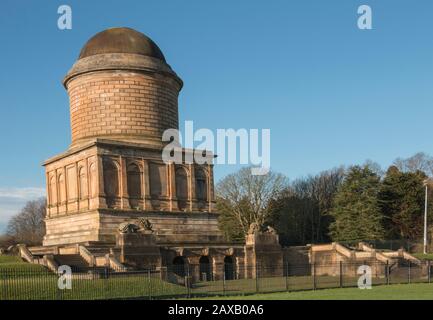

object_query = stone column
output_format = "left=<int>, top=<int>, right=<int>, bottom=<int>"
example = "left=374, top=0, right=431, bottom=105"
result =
left=212, top=254, right=225, bottom=281
left=45, top=171, right=51, bottom=218
left=142, top=159, right=150, bottom=210
left=189, top=163, right=196, bottom=211
left=187, top=255, right=201, bottom=282
left=120, top=156, right=130, bottom=209
left=96, top=155, right=107, bottom=209
left=169, top=162, right=178, bottom=211
left=208, top=164, right=215, bottom=212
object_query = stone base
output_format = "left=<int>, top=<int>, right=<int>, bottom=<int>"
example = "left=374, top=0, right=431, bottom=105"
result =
left=115, top=232, right=161, bottom=268
left=244, top=232, right=284, bottom=278
left=43, top=209, right=226, bottom=247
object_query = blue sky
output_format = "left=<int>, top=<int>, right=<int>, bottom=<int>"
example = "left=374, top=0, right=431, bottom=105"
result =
left=1, top=0, right=433, bottom=230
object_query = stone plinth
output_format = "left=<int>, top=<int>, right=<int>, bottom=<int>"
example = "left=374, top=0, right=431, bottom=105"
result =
left=115, top=232, right=161, bottom=269
left=244, top=231, right=283, bottom=278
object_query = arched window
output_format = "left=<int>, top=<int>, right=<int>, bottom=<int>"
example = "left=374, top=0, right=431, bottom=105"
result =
left=195, top=168, right=208, bottom=202
left=78, top=167, right=88, bottom=199
left=149, top=163, right=167, bottom=198
left=103, top=159, right=119, bottom=207
left=49, top=176, right=57, bottom=206
left=58, top=174, right=66, bottom=204
left=127, top=163, right=142, bottom=208
left=176, top=167, right=188, bottom=210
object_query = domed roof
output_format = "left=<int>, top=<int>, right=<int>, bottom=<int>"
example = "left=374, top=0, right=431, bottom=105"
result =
left=78, top=27, right=166, bottom=62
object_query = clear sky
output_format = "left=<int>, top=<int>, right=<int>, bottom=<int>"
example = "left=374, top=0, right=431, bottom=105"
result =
left=1, top=0, right=433, bottom=230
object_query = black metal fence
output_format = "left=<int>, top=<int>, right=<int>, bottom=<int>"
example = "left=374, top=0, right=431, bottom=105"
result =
left=1, top=260, right=432, bottom=300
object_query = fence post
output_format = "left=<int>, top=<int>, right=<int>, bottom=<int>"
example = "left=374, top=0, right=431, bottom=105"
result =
left=313, top=262, right=317, bottom=290
left=408, top=261, right=411, bottom=284
left=0, top=269, right=5, bottom=300
left=148, top=269, right=152, bottom=300
left=285, top=262, right=289, bottom=292
left=255, top=263, right=259, bottom=293
left=428, top=261, right=431, bottom=283
left=104, top=267, right=109, bottom=300
left=222, top=270, right=226, bottom=296
left=386, top=260, right=390, bottom=285
left=185, top=266, right=191, bottom=298
left=339, top=261, right=343, bottom=288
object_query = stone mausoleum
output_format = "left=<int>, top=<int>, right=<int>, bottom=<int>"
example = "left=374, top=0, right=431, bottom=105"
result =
left=30, top=27, right=284, bottom=281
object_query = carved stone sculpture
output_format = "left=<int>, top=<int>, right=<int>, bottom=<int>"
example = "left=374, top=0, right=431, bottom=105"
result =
left=118, top=222, right=140, bottom=234
left=137, top=218, right=153, bottom=232
left=248, top=222, right=260, bottom=235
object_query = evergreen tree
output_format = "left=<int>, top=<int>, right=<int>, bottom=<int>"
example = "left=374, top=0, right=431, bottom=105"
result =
left=378, top=166, right=430, bottom=240
left=329, top=165, right=384, bottom=241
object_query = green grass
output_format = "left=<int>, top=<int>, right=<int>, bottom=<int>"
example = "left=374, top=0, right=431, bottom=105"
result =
left=0, top=256, right=187, bottom=300
left=1, top=272, right=187, bottom=300
left=0, top=255, right=48, bottom=273
left=194, top=283, right=433, bottom=300
left=0, top=255, right=431, bottom=300
left=411, top=253, right=433, bottom=261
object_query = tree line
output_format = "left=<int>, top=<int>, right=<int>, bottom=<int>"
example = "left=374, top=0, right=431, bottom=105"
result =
left=217, top=152, right=433, bottom=246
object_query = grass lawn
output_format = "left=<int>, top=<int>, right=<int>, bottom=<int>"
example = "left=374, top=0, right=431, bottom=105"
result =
left=1, top=255, right=431, bottom=300
left=195, top=283, right=433, bottom=300
left=411, top=253, right=433, bottom=261
left=0, top=255, right=46, bottom=271
left=0, top=255, right=186, bottom=300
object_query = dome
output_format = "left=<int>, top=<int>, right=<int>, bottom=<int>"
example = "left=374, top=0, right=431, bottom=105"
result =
left=78, top=27, right=166, bottom=62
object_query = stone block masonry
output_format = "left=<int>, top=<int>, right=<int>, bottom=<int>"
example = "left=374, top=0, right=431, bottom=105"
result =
left=68, top=71, right=179, bottom=147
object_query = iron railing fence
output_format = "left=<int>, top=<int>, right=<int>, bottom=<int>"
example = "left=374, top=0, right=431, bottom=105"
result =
left=1, top=260, right=432, bottom=300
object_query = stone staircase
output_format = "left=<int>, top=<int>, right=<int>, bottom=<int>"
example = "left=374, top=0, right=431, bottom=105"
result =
left=54, top=254, right=93, bottom=272
left=21, top=243, right=128, bottom=273
left=310, top=242, right=424, bottom=277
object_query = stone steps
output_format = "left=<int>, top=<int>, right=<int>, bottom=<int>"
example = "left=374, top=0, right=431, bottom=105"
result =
left=54, top=254, right=106, bottom=272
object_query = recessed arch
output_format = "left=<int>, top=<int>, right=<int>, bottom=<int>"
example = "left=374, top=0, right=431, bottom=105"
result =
left=195, top=167, right=208, bottom=202
left=78, top=166, right=88, bottom=199
left=127, top=162, right=142, bottom=208
left=58, top=173, right=66, bottom=204
left=103, top=158, right=120, bottom=207
left=49, top=175, right=57, bottom=206
left=172, top=256, right=186, bottom=277
left=176, top=166, right=189, bottom=210
left=88, top=162, right=97, bottom=198
left=199, top=256, right=212, bottom=281
left=224, top=256, right=236, bottom=280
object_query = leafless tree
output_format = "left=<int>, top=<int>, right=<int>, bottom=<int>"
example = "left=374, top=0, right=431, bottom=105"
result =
left=216, top=167, right=288, bottom=237
left=394, top=152, right=433, bottom=176
left=6, top=198, right=46, bottom=245
left=0, top=234, right=15, bottom=248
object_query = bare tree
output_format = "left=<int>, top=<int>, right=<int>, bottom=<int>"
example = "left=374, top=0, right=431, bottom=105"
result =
left=216, top=167, right=287, bottom=237
left=0, top=234, right=15, bottom=248
left=394, top=152, right=433, bottom=176
left=6, top=198, right=46, bottom=245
